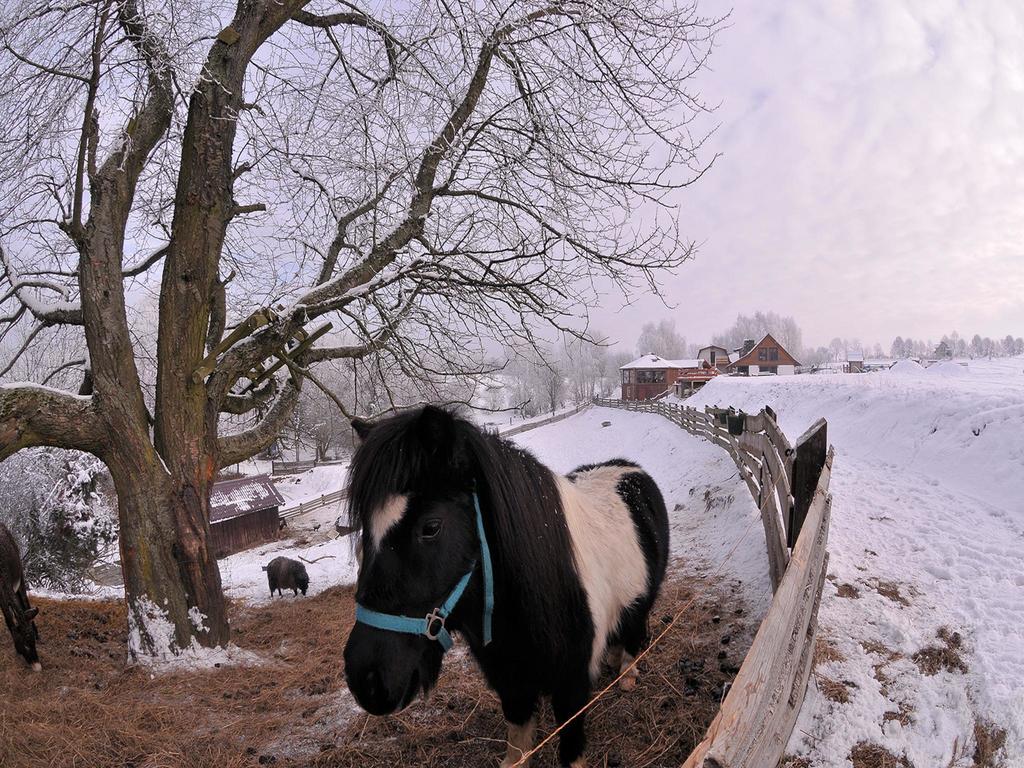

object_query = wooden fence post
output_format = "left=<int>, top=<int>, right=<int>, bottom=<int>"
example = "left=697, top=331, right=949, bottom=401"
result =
left=788, top=418, right=827, bottom=548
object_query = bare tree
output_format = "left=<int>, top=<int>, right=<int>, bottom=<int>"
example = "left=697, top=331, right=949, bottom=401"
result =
left=713, top=311, right=804, bottom=357
left=0, top=0, right=720, bottom=658
left=635, top=319, right=688, bottom=358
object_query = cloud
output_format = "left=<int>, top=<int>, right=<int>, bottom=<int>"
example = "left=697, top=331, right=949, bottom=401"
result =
left=594, top=0, right=1024, bottom=348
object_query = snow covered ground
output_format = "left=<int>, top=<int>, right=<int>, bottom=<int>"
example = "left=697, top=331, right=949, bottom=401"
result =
left=680, top=358, right=1024, bottom=766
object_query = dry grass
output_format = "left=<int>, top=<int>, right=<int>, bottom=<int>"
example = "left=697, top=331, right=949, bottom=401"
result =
left=0, top=570, right=751, bottom=768
left=849, top=741, right=913, bottom=768
left=912, top=627, right=967, bottom=677
left=870, top=580, right=911, bottom=607
left=972, top=719, right=1007, bottom=768
left=815, top=675, right=855, bottom=704
left=882, top=701, right=914, bottom=727
left=813, top=634, right=846, bottom=666
left=836, top=583, right=860, bottom=599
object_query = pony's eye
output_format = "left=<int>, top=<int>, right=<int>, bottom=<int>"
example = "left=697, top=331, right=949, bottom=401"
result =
left=421, top=518, right=443, bottom=540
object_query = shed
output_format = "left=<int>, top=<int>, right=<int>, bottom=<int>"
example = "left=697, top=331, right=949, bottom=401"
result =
left=846, top=351, right=865, bottom=373
left=209, top=474, right=284, bottom=557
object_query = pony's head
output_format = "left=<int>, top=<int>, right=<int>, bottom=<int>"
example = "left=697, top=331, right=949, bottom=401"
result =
left=2, top=602, right=40, bottom=671
left=343, top=406, right=483, bottom=715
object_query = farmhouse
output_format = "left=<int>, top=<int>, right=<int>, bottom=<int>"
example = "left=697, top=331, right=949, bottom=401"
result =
left=846, top=351, right=865, bottom=373
left=727, top=333, right=800, bottom=376
left=209, top=474, right=284, bottom=557
left=620, top=354, right=717, bottom=400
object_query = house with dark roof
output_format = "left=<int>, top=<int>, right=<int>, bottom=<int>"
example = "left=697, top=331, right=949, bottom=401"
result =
left=727, top=333, right=801, bottom=376
left=209, top=474, right=284, bottom=557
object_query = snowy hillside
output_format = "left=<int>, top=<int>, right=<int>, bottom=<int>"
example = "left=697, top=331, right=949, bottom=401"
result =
left=681, top=358, right=1024, bottom=766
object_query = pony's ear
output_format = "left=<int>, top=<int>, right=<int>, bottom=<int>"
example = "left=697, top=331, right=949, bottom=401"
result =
left=351, top=418, right=373, bottom=442
left=415, top=406, right=471, bottom=472
left=415, top=405, right=456, bottom=445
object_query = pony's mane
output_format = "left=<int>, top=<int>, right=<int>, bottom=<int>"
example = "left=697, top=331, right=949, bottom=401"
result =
left=347, top=406, right=584, bottom=650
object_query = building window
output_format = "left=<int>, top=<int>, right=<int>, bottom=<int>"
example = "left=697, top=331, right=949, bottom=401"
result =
left=635, top=370, right=665, bottom=384
left=769, top=347, right=779, bottom=361
left=622, top=370, right=631, bottom=384
left=758, top=348, right=767, bottom=361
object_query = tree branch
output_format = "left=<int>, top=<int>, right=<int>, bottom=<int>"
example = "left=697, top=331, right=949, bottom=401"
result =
left=216, top=378, right=300, bottom=468
left=0, top=384, right=103, bottom=461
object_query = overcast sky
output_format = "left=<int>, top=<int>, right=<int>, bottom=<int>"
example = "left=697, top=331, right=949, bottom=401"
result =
left=592, top=0, right=1024, bottom=351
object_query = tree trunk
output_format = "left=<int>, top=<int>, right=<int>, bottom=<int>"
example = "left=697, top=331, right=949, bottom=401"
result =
left=108, top=452, right=228, bottom=660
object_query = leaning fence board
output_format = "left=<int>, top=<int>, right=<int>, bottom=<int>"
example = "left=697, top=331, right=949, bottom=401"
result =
left=683, top=448, right=833, bottom=768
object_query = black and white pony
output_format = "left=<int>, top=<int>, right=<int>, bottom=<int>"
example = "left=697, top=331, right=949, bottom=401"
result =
left=343, top=406, right=668, bottom=767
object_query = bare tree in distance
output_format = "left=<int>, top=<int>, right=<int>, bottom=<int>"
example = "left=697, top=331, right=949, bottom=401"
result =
left=0, top=0, right=721, bottom=658
left=712, top=311, right=804, bottom=358
left=635, top=319, right=691, bottom=359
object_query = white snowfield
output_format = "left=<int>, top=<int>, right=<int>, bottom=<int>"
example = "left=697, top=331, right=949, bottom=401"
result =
left=681, top=357, right=1024, bottom=766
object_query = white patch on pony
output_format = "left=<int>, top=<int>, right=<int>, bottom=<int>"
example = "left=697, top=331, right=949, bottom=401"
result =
left=370, top=494, right=408, bottom=547
left=31, top=662, right=42, bottom=672
left=12, top=579, right=19, bottom=593
left=556, top=465, right=647, bottom=680
left=500, top=717, right=537, bottom=767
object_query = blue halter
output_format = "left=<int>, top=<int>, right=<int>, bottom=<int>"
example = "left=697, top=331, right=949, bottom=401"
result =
left=354, top=491, right=494, bottom=652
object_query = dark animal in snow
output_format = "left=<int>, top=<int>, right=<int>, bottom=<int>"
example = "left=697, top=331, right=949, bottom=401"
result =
left=0, top=523, right=41, bottom=670
left=344, top=406, right=669, bottom=768
left=312, top=523, right=321, bottom=532
left=262, top=557, right=309, bottom=596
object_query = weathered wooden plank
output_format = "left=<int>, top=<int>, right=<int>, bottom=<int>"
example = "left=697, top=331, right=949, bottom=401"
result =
left=742, top=411, right=767, bottom=433
left=789, top=417, right=827, bottom=548
left=682, top=449, right=833, bottom=768
left=762, top=416, right=792, bottom=463
left=759, top=493, right=788, bottom=592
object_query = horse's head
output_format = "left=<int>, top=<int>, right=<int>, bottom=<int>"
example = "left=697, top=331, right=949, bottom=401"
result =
left=343, top=406, right=483, bottom=715
left=3, top=603, right=40, bottom=671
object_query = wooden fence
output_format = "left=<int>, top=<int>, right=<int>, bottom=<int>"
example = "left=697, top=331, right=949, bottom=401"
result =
left=271, top=457, right=347, bottom=476
left=593, top=398, right=833, bottom=768
left=279, top=488, right=348, bottom=521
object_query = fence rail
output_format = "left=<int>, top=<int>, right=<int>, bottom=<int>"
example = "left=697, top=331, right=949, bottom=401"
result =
left=279, top=488, right=348, bottom=521
left=271, top=457, right=347, bottom=476
left=593, top=397, right=833, bottom=768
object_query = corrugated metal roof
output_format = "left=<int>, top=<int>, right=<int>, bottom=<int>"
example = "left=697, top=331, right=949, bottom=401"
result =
left=210, top=474, right=284, bottom=523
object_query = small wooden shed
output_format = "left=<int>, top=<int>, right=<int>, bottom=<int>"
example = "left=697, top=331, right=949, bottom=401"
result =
left=209, top=474, right=284, bottom=558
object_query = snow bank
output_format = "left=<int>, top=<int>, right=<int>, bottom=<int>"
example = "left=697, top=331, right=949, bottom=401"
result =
left=888, top=359, right=926, bottom=375
left=927, top=360, right=970, bottom=378
left=681, top=357, right=1024, bottom=765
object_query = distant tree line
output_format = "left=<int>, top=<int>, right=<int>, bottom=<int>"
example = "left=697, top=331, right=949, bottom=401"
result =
left=891, top=332, right=1024, bottom=360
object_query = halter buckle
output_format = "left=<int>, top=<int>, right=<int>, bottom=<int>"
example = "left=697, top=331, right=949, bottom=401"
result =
left=424, top=609, right=446, bottom=640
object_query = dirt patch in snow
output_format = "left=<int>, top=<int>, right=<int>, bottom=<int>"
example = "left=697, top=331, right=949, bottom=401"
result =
left=0, top=570, right=757, bottom=768
left=912, top=626, right=968, bottom=676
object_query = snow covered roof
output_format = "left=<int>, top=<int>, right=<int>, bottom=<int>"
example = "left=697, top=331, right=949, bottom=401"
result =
left=210, top=474, right=285, bottom=523
left=847, top=352, right=865, bottom=362
left=698, top=344, right=729, bottom=353
left=620, top=354, right=705, bottom=370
